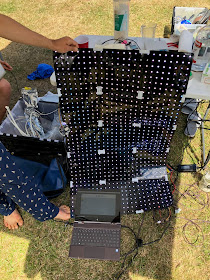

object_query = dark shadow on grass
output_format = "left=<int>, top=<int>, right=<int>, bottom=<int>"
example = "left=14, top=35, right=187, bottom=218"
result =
left=0, top=42, right=201, bottom=280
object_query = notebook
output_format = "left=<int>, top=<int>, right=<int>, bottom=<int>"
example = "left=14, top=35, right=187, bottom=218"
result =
left=69, top=189, right=121, bottom=260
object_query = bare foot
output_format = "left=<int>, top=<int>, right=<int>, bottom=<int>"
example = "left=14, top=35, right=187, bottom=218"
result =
left=54, top=205, right=70, bottom=221
left=4, top=209, right=24, bottom=230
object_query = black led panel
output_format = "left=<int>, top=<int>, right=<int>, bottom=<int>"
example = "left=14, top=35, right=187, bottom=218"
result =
left=53, top=49, right=192, bottom=215
left=69, top=177, right=172, bottom=216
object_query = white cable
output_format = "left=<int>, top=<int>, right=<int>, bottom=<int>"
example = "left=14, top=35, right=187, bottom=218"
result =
left=5, top=106, right=29, bottom=137
left=34, top=108, right=58, bottom=116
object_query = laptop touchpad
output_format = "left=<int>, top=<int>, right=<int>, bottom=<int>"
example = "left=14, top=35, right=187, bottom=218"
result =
left=84, top=246, right=105, bottom=259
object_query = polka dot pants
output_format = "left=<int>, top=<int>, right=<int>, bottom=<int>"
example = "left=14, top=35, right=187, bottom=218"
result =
left=0, top=141, right=59, bottom=221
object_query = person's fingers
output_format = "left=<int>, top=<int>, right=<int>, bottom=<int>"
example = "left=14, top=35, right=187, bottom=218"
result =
left=1, top=61, right=13, bottom=71
left=51, top=37, right=79, bottom=53
left=68, top=38, right=79, bottom=49
left=3, top=65, right=12, bottom=71
left=71, top=46, right=79, bottom=52
left=64, top=37, right=79, bottom=52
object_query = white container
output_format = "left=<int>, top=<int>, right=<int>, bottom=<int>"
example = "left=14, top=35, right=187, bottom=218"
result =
left=199, top=169, right=210, bottom=192
left=113, top=0, right=130, bottom=40
left=201, top=62, right=210, bottom=84
left=192, top=23, right=210, bottom=65
left=0, top=63, right=6, bottom=79
left=178, top=30, right=193, bottom=53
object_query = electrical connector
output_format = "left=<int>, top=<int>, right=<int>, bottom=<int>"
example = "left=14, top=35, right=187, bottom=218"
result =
left=137, top=239, right=143, bottom=247
left=177, top=164, right=197, bottom=172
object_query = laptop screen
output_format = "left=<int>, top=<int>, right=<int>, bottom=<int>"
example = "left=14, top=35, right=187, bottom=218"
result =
left=80, top=193, right=116, bottom=216
left=75, top=189, right=121, bottom=222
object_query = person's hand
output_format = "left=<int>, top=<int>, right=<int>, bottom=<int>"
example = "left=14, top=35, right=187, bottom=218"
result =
left=0, top=60, right=12, bottom=71
left=50, top=36, right=79, bottom=53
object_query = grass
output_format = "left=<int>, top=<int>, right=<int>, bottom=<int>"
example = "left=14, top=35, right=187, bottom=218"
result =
left=0, top=0, right=210, bottom=279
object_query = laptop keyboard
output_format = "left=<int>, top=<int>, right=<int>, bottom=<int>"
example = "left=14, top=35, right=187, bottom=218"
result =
left=71, top=227, right=121, bottom=247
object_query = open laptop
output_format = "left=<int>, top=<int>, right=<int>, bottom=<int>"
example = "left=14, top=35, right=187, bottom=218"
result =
left=69, top=189, right=121, bottom=260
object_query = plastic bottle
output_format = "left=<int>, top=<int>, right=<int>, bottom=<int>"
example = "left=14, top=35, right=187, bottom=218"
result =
left=113, top=0, right=130, bottom=40
left=199, top=168, right=210, bottom=192
left=192, top=21, right=210, bottom=71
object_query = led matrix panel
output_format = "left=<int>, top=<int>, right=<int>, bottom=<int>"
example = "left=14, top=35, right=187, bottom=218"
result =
left=53, top=49, right=192, bottom=215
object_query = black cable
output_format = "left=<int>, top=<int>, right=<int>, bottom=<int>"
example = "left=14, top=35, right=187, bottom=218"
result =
left=142, top=219, right=171, bottom=246
left=201, top=127, right=210, bottom=130
left=167, top=140, right=191, bottom=172
left=113, top=212, right=171, bottom=280
left=137, top=211, right=146, bottom=238
left=8, top=70, right=20, bottom=94
left=52, top=219, right=73, bottom=227
left=113, top=224, right=139, bottom=280
left=113, top=219, right=144, bottom=280
left=117, top=38, right=141, bottom=50
left=101, top=39, right=120, bottom=45
left=101, top=38, right=141, bottom=50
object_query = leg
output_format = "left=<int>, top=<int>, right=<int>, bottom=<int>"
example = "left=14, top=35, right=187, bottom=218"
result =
left=0, top=141, right=70, bottom=225
left=0, top=78, right=11, bottom=123
left=0, top=190, right=24, bottom=230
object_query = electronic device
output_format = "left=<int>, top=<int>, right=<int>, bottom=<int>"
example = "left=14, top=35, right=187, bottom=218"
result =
left=53, top=48, right=192, bottom=215
left=69, top=189, right=121, bottom=260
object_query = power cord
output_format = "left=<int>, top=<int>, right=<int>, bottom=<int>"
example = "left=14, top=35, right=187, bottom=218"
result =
left=52, top=219, right=74, bottom=227
left=101, top=38, right=141, bottom=50
left=113, top=212, right=171, bottom=280
left=9, top=70, right=20, bottom=94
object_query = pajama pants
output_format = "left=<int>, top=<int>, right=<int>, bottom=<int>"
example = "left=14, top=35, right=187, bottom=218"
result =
left=0, top=141, right=59, bottom=221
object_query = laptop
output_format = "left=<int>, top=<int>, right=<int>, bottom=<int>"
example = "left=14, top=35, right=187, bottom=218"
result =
left=69, top=189, right=121, bottom=260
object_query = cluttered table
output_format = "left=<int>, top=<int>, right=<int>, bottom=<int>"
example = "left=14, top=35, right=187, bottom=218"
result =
left=87, top=35, right=210, bottom=101
left=52, top=35, right=210, bottom=101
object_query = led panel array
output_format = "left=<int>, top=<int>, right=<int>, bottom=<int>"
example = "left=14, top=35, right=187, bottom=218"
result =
left=53, top=49, right=192, bottom=215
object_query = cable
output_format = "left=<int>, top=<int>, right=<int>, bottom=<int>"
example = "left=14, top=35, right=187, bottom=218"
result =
left=162, top=184, right=208, bottom=246
left=113, top=214, right=145, bottom=280
left=117, top=38, right=141, bottom=50
left=170, top=170, right=177, bottom=194
left=5, top=106, right=29, bottom=137
left=174, top=183, right=209, bottom=211
left=153, top=208, right=171, bottom=224
left=34, top=108, right=58, bottom=116
left=52, top=219, right=73, bottom=227
left=199, top=150, right=210, bottom=170
left=166, top=140, right=191, bottom=172
left=101, top=38, right=141, bottom=50
left=101, top=39, right=120, bottom=45
left=9, top=71, right=20, bottom=94
left=113, top=211, right=170, bottom=280
left=113, top=224, right=140, bottom=280
left=142, top=220, right=171, bottom=246
left=182, top=219, right=204, bottom=245
left=200, top=127, right=210, bottom=130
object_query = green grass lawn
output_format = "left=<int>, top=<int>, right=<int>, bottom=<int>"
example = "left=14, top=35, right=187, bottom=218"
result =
left=0, top=0, right=210, bottom=279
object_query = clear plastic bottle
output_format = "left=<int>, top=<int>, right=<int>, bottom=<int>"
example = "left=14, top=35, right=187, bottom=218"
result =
left=113, top=0, right=130, bottom=40
left=199, top=168, right=210, bottom=192
left=192, top=21, right=210, bottom=71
